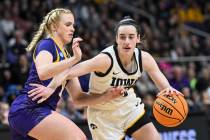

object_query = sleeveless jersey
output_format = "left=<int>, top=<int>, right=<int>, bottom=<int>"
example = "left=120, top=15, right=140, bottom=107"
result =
left=10, top=38, right=70, bottom=114
left=88, top=45, right=143, bottom=110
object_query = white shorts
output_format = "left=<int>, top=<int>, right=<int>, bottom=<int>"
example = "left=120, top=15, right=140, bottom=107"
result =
left=87, top=100, right=150, bottom=140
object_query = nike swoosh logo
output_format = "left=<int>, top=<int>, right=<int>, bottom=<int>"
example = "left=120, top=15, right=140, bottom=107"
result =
left=113, top=72, right=120, bottom=75
left=135, top=102, right=139, bottom=107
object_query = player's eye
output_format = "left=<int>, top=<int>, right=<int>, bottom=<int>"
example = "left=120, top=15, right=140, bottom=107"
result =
left=119, top=36, right=126, bottom=40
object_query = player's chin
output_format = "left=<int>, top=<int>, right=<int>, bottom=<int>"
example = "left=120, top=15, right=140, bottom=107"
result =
left=66, top=37, right=73, bottom=44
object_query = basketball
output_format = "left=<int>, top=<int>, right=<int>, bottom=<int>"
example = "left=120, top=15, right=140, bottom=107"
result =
left=153, top=93, right=188, bottom=127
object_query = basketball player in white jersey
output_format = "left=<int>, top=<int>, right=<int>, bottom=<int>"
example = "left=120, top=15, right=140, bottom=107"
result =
left=28, top=17, right=182, bottom=140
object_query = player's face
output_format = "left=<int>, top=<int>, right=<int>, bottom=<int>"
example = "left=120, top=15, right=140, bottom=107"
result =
left=56, top=13, right=75, bottom=45
left=116, top=25, right=140, bottom=54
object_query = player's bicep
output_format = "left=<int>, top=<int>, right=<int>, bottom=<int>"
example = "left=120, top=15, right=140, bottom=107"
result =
left=142, top=51, right=169, bottom=90
left=142, top=51, right=160, bottom=74
left=90, top=53, right=112, bottom=73
left=35, top=51, right=53, bottom=77
left=35, top=51, right=53, bottom=67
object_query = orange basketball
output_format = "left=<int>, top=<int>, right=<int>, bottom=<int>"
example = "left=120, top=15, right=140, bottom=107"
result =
left=153, top=93, right=188, bottom=127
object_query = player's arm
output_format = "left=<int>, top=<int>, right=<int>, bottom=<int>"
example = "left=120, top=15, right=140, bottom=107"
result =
left=48, top=53, right=111, bottom=89
left=65, top=78, right=124, bottom=106
left=141, top=51, right=183, bottom=96
left=35, top=38, right=82, bottom=80
left=35, top=51, right=79, bottom=80
left=28, top=53, right=124, bottom=104
left=142, top=51, right=170, bottom=91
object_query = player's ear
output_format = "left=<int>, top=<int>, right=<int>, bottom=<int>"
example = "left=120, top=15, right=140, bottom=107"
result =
left=51, top=23, right=58, bottom=32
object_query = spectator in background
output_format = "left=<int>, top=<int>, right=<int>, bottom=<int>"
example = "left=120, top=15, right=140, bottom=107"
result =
left=6, top=30, right=27, bottom=64
left=0, top=11, right=15, bottom=40
left=196, top=67, right=210, bottom=93
left=0, top=102, right=9, bottom=127
left=0, top=86, right=5, bottom=102
left=187, top=62, right=197, bottom=91
left=11, top=54, right=30, bottom=87
left=169, top=65, right=190, bottom=91
left=181, top=87, right=201, bottom=113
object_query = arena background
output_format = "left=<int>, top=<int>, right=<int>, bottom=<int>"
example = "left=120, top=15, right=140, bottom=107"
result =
left=0, top=0, right=210, bottom=140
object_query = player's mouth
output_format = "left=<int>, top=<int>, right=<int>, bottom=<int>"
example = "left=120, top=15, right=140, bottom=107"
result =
left=123, top=45, right=131, bottom=50
left=68, top=33, right=73, bottom=38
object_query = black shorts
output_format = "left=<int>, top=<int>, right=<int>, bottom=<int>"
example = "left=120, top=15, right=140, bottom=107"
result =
left=125, top=110, right=152, bottom=137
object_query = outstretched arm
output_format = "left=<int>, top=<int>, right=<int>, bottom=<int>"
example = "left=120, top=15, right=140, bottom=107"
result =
left=142, top=51, right=170, bottom=91
left=66, top=78, right=125, bottom=106
left=48, top=53, right=111, bottom=89
left=28, top=53, right=116, bottom=103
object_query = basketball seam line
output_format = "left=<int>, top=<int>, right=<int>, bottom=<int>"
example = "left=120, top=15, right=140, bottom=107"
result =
left=158, top=97, right=184, bottom=119
left=153, top=105, right=181, bottom=121
left=161, top=120, right=183, bottom=127
left=177, top=95, right=187, bottom=117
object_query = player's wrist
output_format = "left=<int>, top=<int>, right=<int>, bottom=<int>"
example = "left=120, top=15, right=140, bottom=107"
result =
left=71, top=56, right=81, bottom=64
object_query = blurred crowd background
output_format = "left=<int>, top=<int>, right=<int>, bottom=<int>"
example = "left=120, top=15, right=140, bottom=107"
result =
left=0, top=0, right=210, bottom=132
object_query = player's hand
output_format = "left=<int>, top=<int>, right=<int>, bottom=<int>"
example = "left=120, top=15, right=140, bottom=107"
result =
left=28, top=83, right=55, bottom=104
left=103, top=86, right=126, bottom=101
left=157, top=87, right=184, bottom=97
left=72, top=37, right=83, bottom=62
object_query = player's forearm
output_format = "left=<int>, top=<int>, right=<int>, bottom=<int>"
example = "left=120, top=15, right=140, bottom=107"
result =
left=47, top=69, right=71, bottom=89
left=73, top=92, right=107, bottom=106
left=153, top=73, right=170, bottom=91
left=37, top=56, right=79, bottom=80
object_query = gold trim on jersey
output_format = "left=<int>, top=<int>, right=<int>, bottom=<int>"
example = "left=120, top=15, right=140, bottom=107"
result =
left=51, top=37, right=68, bottom=59
left=33, top=41, right=60, bottom=62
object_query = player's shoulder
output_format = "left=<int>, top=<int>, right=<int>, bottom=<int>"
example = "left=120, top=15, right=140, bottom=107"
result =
left=34, top=38, right=56, bottom=57
left=37, top=38, right=54, bottom=48
left=141, top=50, right=153, bottom=59
left=101, top=45, right=114, bottom=53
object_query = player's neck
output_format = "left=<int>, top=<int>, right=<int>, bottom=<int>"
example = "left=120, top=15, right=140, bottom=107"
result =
left=51, top=35, right=65, bottom=49
left=118, top=53, right=133, bottom=66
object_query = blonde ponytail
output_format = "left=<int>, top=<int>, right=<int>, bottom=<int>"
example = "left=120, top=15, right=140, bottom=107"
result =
left=26, top=8, right=72, bottom=51
left=26, top=21, right=47, bottom=51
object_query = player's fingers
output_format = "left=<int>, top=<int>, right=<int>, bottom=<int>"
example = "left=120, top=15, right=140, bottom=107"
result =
left=156, top=90, right=166, bottom=97
left=165, top=87, right=170, bottom=93
left=32, top=94, right=43, bottom=101
left=72, top=42, right=79, bottom=48
left=120, top=90, right=126, bottom=94
left=29, top=83, right=42, bottom=88
left=37, top=97, right=46, bottom=104
left=73, top=37, right=83, bottom=42
left=28, top=88, right=39, bottom=94
left=174, top=90, right=184, bottom=96
left=28, top=87, right=42, bottom=95
left=72, top=37, right=83, bottom=46
left=28, top=88, right=43, bottom=97
left=114, top=86, right=124, bottom=95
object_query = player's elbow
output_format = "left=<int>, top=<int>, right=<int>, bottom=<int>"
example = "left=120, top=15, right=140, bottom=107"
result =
left=36, top=68, right=50, bottom=80
left=38, top=73, right=47, bottom=80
